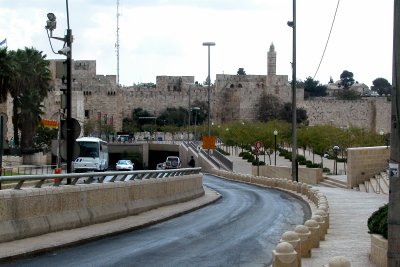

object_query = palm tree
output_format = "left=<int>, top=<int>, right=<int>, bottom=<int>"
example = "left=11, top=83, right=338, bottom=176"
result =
left=7, top=47, right=52, bottom=152
left=0, top=47, right=15, bottom=103
left=17, top=89, right=45, bottom=152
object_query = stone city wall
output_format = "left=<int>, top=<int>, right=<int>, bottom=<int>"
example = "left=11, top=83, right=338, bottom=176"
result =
left=300, top=97, right=391, bottom=133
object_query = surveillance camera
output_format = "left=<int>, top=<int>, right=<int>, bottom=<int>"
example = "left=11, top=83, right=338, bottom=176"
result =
left=58, top=47, right=71, bottom=55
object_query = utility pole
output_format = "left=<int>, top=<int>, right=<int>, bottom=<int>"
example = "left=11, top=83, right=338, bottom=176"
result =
left=388, top=1, right=400, bottom=266
left=66, top=28, right=73, bottom=174
left=288, top=0, right=298, bottom=182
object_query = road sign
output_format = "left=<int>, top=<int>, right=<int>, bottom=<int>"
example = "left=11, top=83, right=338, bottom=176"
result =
left=202, top=136, right=216, bottom=150
left=255, top=140, right=263, bottom=151
left=61, top=118, right=81, bottom=139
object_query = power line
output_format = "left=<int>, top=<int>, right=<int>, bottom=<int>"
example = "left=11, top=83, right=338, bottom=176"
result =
left=312, top=0, right=341, bottom=80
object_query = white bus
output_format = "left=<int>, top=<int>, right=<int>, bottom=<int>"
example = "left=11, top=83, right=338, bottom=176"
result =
left=73, top=137, right=109, bottom=172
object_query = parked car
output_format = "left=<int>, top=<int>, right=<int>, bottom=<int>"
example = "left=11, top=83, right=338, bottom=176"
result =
left=164, top=156, right=181, bottom=169
left=156, top=163, right=165, bottom=170
left=116, top=159, right=134, bottom=171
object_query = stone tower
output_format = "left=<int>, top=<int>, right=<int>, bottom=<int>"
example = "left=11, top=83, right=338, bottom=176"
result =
left=267, top=43, right=276, bottom=76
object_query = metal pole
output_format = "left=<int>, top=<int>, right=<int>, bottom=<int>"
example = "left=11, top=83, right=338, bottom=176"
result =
left=188, top=86, right=191, bottom=143
left=274, top=134, right=277, bottom=165
left=388, top=0, right=400, bottom=265
left=66, top=28, right=73, bottom=175
left=203, top=42, right=215, bottom=138
left=290, top=0, right=298, bottom=182
left=207, top=45, right=211, bottom=137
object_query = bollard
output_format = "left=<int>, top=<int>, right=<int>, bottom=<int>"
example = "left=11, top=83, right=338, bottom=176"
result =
left=304, top=219, right=320, bottom=248
left=54, top=167, right=62, bottom=185
left=296, top=182, right=302, bottom=194
left=272, top=242, right=298, bottom=267
left=314, top=209, right=329, bottom=232
left=280, top=231, right=301, bottom=266
left=324, top=256, right=351, bottom=267
left=311, top=215, right=326, bottom=241
left=294, top=225, right=312, bottom=258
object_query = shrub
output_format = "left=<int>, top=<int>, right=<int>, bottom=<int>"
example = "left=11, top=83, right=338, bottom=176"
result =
left=241, top=152, right=252, bottom=160
left=323, top=167, right=330, bottom=173
left=307, top=162, right=322, bottom=168
left=252, top=160, right=265, bottom=166
left=368, top=204, right=388, bottom=239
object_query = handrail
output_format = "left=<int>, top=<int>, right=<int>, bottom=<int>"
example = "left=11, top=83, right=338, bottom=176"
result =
left=213, top=149, right=233, bottom=171
left=0, top=167, right=202, bottom=190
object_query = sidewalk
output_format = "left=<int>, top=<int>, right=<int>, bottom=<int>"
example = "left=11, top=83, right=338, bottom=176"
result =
left=228, top=154, right=388, bottom=266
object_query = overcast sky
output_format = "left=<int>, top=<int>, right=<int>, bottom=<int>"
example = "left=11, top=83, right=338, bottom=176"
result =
left=0, top=0, right=394, bottom=87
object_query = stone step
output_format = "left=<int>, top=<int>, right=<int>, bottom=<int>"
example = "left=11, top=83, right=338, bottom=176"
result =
left=358, top=183, right=367, bottom=192
left=320, top=177, right=347, bottom=189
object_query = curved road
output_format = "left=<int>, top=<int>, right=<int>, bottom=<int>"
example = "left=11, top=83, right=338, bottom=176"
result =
left=4, top=175, right=311, bottom=267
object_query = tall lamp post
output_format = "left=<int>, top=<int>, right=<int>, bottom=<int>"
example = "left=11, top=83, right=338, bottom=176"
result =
left=45, top=2, right=73, bottom=174
left=274, top=129, right=278, bottom=165
left=202, top=42, right=215, bottom=138
left=288, top=0, right=297, bottom=182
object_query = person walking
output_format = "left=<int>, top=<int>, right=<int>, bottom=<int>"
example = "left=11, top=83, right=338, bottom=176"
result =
left=188, top=156, right=195, bottom=168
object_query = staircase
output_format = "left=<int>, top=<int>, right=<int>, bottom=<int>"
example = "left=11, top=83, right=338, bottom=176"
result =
left=353, top=171, right=389, bottom=194
left=319, top=176, right=348, bottom=189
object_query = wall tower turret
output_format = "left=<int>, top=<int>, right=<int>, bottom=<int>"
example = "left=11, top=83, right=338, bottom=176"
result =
left=267, top=43, right=277, bottom=76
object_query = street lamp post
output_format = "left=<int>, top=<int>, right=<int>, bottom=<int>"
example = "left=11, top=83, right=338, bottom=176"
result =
left=274, top=130, right=278, bottom=165
left=288, top=0, right=297, bottom=182
left=192, top=107, right=200, bottom=142
left=202, top=42, right=215, bottom=138
left=45, top=2, right=73, bottom=174
left=333, top=145, right=340, bottom=175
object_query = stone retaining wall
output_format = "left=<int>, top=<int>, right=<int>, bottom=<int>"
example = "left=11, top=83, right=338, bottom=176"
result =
left=253, top=165, right=323, bottom=185
left=370, top=234, right=388, bottom=267
left=0, top=175, right=204, bottom=243
left=347, top=146, right=389, bottom=188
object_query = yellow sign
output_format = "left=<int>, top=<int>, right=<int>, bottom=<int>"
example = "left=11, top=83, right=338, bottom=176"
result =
left=202, top=136, right=216, bottom=150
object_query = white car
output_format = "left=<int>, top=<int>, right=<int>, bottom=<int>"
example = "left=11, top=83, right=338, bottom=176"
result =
left=116, top=160, right=134, bottom=171
left=164, top=156, right=181, bottom=169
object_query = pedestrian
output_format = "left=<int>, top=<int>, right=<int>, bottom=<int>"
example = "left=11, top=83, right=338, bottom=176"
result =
left=9, top=137, right=14, bottom=148
left=188, top=156, right=195, bottom=168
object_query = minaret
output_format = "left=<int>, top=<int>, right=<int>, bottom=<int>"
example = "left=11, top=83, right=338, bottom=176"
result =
left=267, top=43, right=276, bottom=76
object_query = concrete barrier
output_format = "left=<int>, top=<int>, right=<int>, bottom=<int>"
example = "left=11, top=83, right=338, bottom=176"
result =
left=0, top=174, right=204, bottom=243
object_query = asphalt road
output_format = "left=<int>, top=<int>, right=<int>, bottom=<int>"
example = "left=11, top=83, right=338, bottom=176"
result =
left=3, top=175, right=311, bottom=267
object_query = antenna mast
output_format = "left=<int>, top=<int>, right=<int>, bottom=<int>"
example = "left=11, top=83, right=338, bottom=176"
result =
left=116, top=0, right=120, bottom=86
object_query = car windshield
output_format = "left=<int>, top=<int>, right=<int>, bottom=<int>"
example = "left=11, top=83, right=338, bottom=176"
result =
left=117, top=160, right=130, bottom=165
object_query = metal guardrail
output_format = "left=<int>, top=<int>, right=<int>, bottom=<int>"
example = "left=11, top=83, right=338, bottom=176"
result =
left=213, top=150, right=233, bottom=171
left=0, top=167, right=202, bottom=190
left=1, top=164, right=61, bottom=176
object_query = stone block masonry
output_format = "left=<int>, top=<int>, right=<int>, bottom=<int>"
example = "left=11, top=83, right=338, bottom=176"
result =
left=0, top=175, right=204, bottom=243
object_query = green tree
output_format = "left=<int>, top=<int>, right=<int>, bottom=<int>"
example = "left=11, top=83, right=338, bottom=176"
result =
left=5, top=47, right=52, bottom=151
left=0, top=47, right=14, bottom=103
left=83, top=118, right=97, bottom=136
left=336, top=89, right=361, bottom=100
left=258, top=93, right=283, bottom=122
left=237, top=68, right=246, bottom=75
left=33, top=125, right=58, bottom=152
left=372, top=77, right=391, bottom=96
left=303, top=76, right=327, bottom=98
left=17, top=89, right=45, bottom=153
left=339, top=70, right=355, bottom=89
left=279, top=103, right=308, bottom=125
